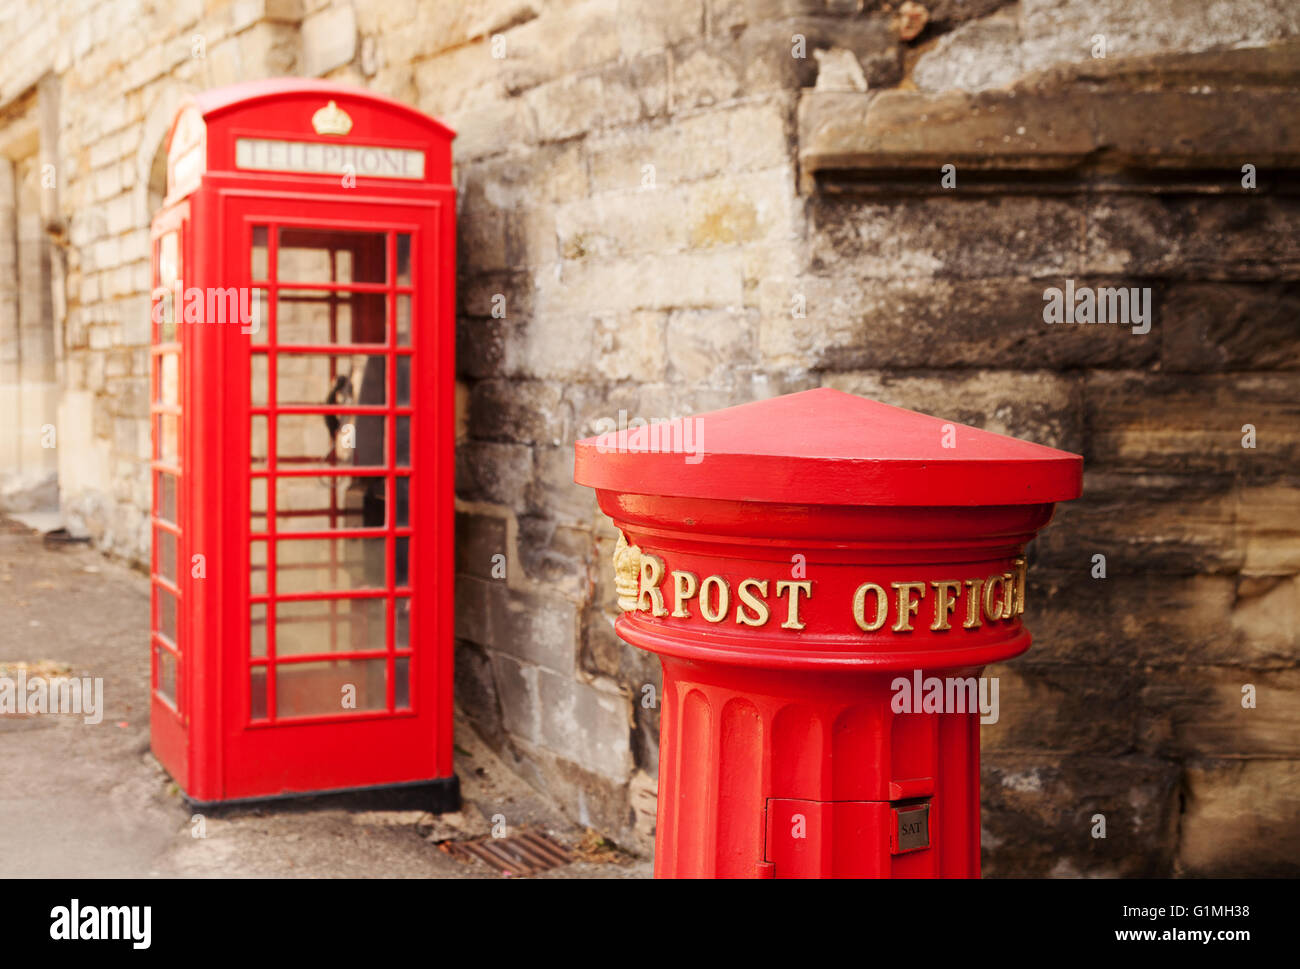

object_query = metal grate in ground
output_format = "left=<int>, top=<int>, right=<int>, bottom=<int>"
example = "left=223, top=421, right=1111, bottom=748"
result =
left=438, top=830, right=572, bottom=876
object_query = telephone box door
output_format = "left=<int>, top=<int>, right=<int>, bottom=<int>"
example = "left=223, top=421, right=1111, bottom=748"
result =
left=214, top=193, right=454, bottom=798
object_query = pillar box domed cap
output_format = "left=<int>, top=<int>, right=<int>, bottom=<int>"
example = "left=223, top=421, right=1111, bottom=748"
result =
left=574, top=387, right=1082, bottom=506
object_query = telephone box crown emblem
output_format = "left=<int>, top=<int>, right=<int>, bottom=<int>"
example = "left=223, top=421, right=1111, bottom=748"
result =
left=312, top=100, right=353, bottom=136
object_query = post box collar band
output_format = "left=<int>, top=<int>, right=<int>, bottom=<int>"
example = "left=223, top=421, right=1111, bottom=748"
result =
left=573, top=388, right=1082, bottom=507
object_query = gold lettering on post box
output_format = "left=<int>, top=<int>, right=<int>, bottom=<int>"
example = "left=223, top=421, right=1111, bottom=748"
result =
left=700, top=575, right=730, bottom=623
left=638, top=553, right=668, bottom=617
left=892, top=582, right=928, bottom=633
left=982, top=574, right=1007, bottom=622
left=1013, top=557, right=1027, bottom=615
left=614, top=547, right=1031, bottom=633
left=736, top=579, right=770, bottom=626
left=930, top=580, right=962, bottom=631
left=776, top=580, right=812, bottom=630
left=853, top=583, right=889, bottom=632
left=963, top=578, right=984, bottom=629
left=670, top=571, right=699, bottom=618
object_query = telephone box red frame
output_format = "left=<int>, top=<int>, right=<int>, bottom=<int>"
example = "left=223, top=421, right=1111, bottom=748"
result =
left=148, top=79, right=458, bottom=809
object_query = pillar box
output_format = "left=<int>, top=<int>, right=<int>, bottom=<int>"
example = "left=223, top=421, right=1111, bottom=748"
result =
left=574, top=388, right=1082, bottom=877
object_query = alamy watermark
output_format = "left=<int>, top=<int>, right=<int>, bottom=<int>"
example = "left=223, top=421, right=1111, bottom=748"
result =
left=1042, top=280, right=1151, bottom=335
left=0, top=670, right=104, bottom=724
left=891, top=670, right=1000, bottom=725
left=50, top=899, right=150, bottom=949
left=153, top=284, right=261, bottom=336
left=591, top=410, right=705, bottom=465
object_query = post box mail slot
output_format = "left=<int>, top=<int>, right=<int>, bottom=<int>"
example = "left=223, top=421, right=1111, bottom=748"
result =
left=575, top=387, right=1082, bottom=877
left=148, top=80, right=458, bottom=809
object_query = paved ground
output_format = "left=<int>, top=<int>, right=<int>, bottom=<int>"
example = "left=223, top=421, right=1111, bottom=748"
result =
left=0, top=517, right=650, bottom=879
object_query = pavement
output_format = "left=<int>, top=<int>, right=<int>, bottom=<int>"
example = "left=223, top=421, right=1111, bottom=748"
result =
left=0, top=516, right=650, bottom=879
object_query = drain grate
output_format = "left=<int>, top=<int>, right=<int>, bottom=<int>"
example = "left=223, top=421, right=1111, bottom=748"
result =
left=439, top=830, right=572, bottom=876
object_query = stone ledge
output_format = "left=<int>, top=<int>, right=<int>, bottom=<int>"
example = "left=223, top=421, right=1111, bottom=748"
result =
left=799, top=41, right=1300, bottom=194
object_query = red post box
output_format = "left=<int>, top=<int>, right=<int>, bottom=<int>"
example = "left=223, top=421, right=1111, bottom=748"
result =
left=148, top=80, right=458, bottom=809
left=574, top=388, right=1082, bottom=876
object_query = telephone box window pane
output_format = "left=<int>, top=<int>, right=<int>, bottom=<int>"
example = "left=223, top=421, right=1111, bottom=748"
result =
left=276, top=475, right=384, bottom=532
left=250, top=668, right=268, bottom=720
left=158, top=232, right=180, bottom=288
left=395, top=657, right=410, bottom=710
left=251, top=226, right=269, bottom=280
left=396, top=597, right=410, bottom=649
left=396, top=417, right=410, bottom=467
left=277, top=291, right=387, bottom=346
left=248, top=289, right=269, bottom=345
left=273, top=353, right=386, bottom=407
left=157, top=414, right=179, bottom=464
left=157, top=528, right=177, bottom=582
left=251, top=603, right=268, bottom=658
left=250, top=541, right=268, bottom=596
left=396, top=235, right=411, bottom=286
left=396, top=356, right=411, bottom=405
left=276, top=414, right=386, bottom=468
left=156, top=645, right=178, bottom=705
left=395, top=537, right=409, bottom=588
left=275, top=658, right=387, bottom=718
left=157, top=587, right=177, bottom=643
left=396, top=294, right=411, bottom=346
left=250, top=353, right=269, bottom=407
left=277, top=228, right=386, bottom=285
left=157, top=352, right=179, bottom=404
left=153, top=291, right=176, bottom=343
left=251, top=477, right=268, bottom=532
left=395, top=477, right=409, bottom=527
left=250, top=415, right=268, bottom=466
left=275, top=598, right=386, bottom=657
left=157, top=473, right=178, bottom=523
left=276, top=537, right=387, bottom=593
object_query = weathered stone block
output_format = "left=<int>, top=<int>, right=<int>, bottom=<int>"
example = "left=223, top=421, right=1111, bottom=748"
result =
left=1020, top=0, right=1300, bottom=78
left=1160, top=282, right=1300, bottom=373
left=491, top=650, right=542, bottom=744
left=666, top=306, right=760, bottom=385
left=469, top=378, right=568, bottom=445
left=524, top=53, right=668, bottom=142
left=1036, top=471, right=1240, bottom=576
left=455, top=440, right=533, bottom=507
left=982, top=755, right=1180, bottom=877
left=823, top=369, right=1084, bottom=452
left=455, top=510, right=508, bottom=580
left=454, top=638, right=504, bottom=743
left=528, top=445, right=599, bottom=525
left=1085, top=196, right=1300, bottom=281
left=810, top=195, right=1084, bottom=279
left=1139, top=668, right=1300, bottom=760
left=492, top=586, right=580, bottom=672
left=1178, top=760, right=1300, bottom=876
left=537, top=668, right=632, bottom=781
left=983, top=663, right=1143, bottom=756
left=1029, top=568, right=1299, bottom=669
left=454, top=573, right=494, bottom=645
left=1084, top=372, right=1300, bottom=478
left=301, top=3, right=357, bottom=77
left=766, top=276, right=1156, bottom=371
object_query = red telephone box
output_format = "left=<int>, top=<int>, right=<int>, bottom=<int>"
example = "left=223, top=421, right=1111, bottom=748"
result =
left=574, top=388, right=1082, bottom=877
left=148, top=79, right=457, bottom=809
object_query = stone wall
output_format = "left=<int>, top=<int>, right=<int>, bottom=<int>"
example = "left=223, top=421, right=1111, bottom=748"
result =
left=0, top=0, right=1296, bottom=872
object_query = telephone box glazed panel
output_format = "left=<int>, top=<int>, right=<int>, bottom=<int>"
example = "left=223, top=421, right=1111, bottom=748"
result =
left=574, top=388, right=1083, bottom=877
left=149, top=80, right=458, bottom=809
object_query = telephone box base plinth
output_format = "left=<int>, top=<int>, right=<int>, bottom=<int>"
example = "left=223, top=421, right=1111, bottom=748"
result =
left=178, top=774, right=460, bottom=816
